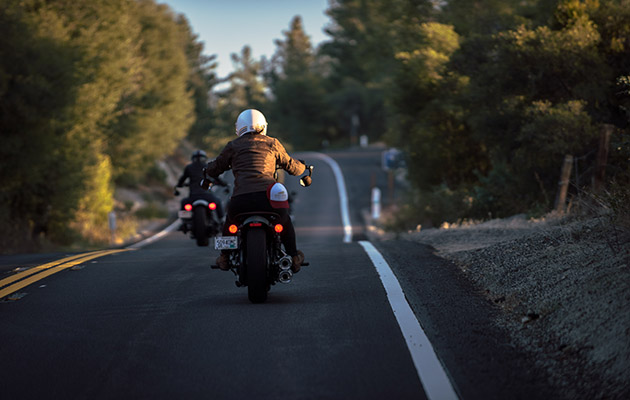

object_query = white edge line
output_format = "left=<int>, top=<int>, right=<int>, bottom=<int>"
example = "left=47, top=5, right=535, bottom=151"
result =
left=359, top=240, right=459, bottom=400
left=302, top=152, right=352, bottom=243
left=126, top=219, right=182, bottom=250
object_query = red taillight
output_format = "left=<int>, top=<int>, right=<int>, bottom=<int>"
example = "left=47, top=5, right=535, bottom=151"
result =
left=249, top=222, right=262, bottom=227
left=274, top=224, right=283, bottom=233
left=184, top=204, right=193, bottom=211
left=209, top=202, right=217, bottom=210
left=228, top=224, right=238, bottom=234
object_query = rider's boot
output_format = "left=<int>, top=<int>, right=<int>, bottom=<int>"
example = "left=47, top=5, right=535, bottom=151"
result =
left=291, top=250, right=304, bottom=273
left=216, top=252, right=230, bottom=271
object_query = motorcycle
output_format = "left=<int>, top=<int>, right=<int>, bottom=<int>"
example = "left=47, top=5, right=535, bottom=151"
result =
left=174, top=181, right=226, bottom=247
left=211, top=164, right=314, bottom=303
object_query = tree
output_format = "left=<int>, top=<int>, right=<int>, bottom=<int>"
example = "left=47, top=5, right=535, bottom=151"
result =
left=0, top=0, right=201, bottom=249
left=106, top=0, right=194, bottom=183
left=0, top=0, right=142, bottom=246
left=266, top=16, right=331, bottom=149
left=177, top=13, right=219, bottom=148
left=440, top=0, right=630, bottom=217
left=204, top=45, right=268, bottom=153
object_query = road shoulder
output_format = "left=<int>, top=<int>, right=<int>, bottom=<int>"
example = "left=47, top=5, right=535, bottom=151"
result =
left=372, top=239, right=559, bottom=400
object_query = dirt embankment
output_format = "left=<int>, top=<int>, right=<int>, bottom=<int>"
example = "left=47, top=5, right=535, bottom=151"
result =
left=379, top=213, right=630, bottom=399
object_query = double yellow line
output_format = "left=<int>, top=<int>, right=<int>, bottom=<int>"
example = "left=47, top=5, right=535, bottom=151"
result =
left=0, top=249, right=129, bottom=299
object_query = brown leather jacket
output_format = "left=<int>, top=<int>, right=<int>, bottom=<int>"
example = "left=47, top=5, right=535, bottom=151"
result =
left=205, top=133, right=306, bottom=196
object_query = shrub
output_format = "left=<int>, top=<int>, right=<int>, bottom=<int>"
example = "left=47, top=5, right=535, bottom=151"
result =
left=135, top=203, right=168, bottom=219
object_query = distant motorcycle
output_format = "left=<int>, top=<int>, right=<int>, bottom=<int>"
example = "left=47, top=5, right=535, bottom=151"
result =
left=212, top=164, right=314, bottom=303
left=174, top=181, right=227, bottom=247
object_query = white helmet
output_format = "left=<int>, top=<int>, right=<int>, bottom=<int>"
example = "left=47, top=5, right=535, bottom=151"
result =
left=235, top=109, right=267, bottom=136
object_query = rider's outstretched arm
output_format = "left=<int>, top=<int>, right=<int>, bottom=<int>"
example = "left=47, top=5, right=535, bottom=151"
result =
left=273, top=139, right=305, bottom=176
left=205, top=143, right=233, bottom=178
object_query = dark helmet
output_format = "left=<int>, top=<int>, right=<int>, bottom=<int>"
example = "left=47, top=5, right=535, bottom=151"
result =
left=191, top=150, right=207, bottom=162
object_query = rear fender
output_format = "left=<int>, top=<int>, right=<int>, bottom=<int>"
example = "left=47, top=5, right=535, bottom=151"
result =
left=240, top=215, right=272, bottom=229
left=192, top=199, right=210, bottom=207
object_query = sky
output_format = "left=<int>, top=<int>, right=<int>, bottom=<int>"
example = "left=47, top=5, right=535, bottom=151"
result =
left=162, top=0, right=332, bottom=79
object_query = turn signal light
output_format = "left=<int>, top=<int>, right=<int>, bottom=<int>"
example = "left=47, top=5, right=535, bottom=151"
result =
left=209, top=202, right=217, bottom=210
left=184, top=204, right=193, bottom=211
left=274, top=224, right=283, bottom=233
left=228, top=224, right=238, bottom=234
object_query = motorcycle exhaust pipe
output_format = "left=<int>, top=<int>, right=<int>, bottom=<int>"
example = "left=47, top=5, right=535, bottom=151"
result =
left=277, top=255, right=292, bottom=270
left=278, top=269, right=293, bottom=284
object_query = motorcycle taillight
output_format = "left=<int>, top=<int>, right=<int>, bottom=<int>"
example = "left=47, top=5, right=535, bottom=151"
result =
left=274, top=224, right=283, bottom=233
left=209, top=202, right=217, bottom=210
left=184, top=204, right=193, bottom=211
left=228, top=224, right=238, bottom=234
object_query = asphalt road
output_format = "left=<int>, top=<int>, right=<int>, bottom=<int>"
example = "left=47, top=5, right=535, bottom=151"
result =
left=0, top=147, right=554, bottom=400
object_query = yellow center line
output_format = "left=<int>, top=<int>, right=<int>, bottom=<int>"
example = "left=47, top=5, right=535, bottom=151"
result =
left=0, top=251, right=103, bottom=289
left=0, top=249, right=129, bottom=299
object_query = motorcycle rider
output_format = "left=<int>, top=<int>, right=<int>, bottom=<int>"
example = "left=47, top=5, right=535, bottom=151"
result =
left=204, top=109, right=306, bottom=272
left=175, top=150, right=225, bottom=219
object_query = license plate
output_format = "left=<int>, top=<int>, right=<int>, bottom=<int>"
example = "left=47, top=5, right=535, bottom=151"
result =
left=178, top=210, right=192, bottom=219
left=215, top=236, right=238, bottom=250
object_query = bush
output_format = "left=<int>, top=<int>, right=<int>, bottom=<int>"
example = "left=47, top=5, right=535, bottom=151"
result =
left=145, top=164, right=168, bottom=185
left=384, top=184, right=472, bottom=231
left=135, top=203, right=168, bottom=219
left=470, top=163, right=529, bottom=219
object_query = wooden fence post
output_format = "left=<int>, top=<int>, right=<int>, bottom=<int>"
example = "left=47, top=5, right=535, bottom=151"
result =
left=554, top=154, right=573, bottom=213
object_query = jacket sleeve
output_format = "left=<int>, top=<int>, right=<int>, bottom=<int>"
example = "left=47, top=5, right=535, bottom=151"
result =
left=205, top=142, right=232, bottom=178
left=274, top=139, right=306, bottom=176
left=176, top=165, right=190, bottom=187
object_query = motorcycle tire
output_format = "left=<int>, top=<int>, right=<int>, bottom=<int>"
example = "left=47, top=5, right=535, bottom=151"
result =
left=193, top=206, right=209, bottom=247
left=246, top=228, right=268, bottom=303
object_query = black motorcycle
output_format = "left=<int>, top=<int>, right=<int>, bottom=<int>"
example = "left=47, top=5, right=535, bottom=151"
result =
left=174, top=182, right=226, bottom=247
left=212, top=165, right=313, bottom=303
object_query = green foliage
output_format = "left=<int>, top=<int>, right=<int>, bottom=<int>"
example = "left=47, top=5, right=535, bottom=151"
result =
left=107, top=0, right=194, bottom=183
left=145, top=164, right=168, bottom=186
left=135, top=202, right=169, bottom=220
left=265, top=16, right=332, bottom=149
left=518, top=100, right=597, bottom=168
left=178, top=15, right=219, bottom=148
left=204, top=45, right=268, bottom=153
left=2, top=0, right=629, bottom=249
left=320, top=0, right=432, bottom=145
left=319, top=0, right=629, bottom=223
left=471, top=163, right=532, bottom=218
left=71, top=153, right=115, bottom=244
left=384, top=184, right=473, bottom=231
left=0, top=0, right=202, bottom=251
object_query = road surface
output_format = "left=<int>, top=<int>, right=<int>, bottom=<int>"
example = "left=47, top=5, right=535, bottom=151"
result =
left=0, top=147, right=554, bottom=399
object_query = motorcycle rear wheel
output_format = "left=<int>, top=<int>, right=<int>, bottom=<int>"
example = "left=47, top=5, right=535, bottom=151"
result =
left=246, top=228, right=268, bottom=303
left=193, top=206, right=209, bottom=247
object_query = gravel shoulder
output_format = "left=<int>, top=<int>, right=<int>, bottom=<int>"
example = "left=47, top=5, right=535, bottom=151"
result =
left=373, top=212, right=630, bottom=399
